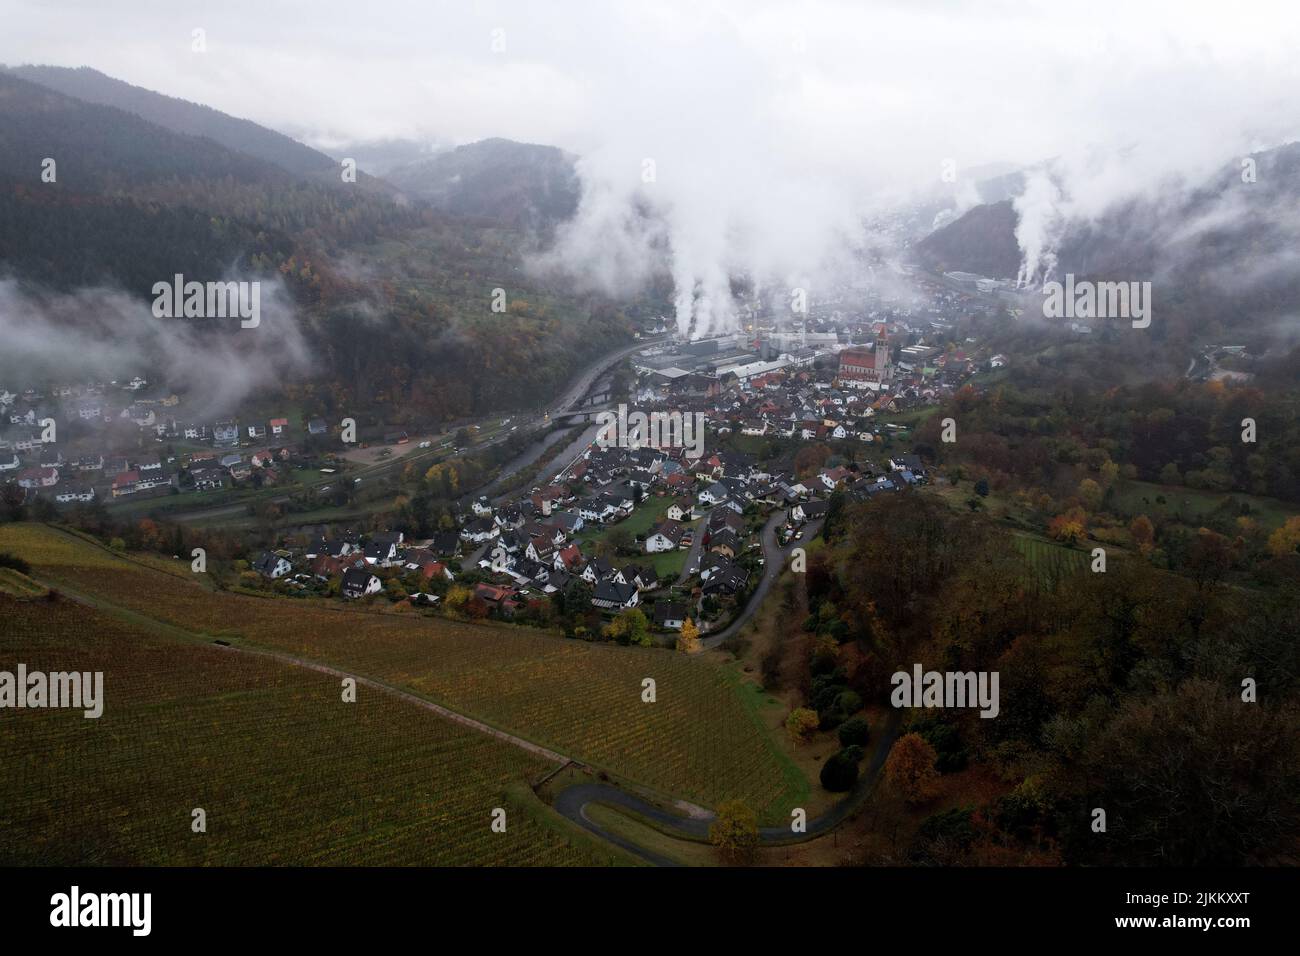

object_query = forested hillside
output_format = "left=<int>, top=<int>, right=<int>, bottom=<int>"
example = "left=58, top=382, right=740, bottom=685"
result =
left=0, top=69, right=640, bottom=422
left=386, top=137, right=581, bottom=231
left=5, top=64, right=340, bottom=177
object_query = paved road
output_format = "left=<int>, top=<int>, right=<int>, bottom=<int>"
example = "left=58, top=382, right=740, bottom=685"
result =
left=36, top=521, right=895, bottom=867
left=673, top=519, right=707, bottom=585
left=553, top=709, right=903, bottom=864
left=701, top=512, right=824, bottom=649
left=157, top=337, right=660, bottom=525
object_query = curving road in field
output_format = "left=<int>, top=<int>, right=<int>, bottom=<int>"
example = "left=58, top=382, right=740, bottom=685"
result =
left=33, top=521, right=897, bottom=868
left=553, top=709, right=903, bottom=865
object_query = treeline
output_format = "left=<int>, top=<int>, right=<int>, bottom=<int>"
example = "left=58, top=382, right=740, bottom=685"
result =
left=0, top=187, right=294, bottom=293
left=918, top=361, right=1300, bottom=503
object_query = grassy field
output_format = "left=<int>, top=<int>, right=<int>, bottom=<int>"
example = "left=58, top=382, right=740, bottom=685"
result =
left=645, top=546, right=690, bottom=579
left=0, top=595, right=614, bottom=866
left=573, top=498, right=696, bottom=584
left=573, top=496, right=668, bottom=549
left=1, top=523, right=805, bottom=823
left=1109, top=479, right=1297, bottom=529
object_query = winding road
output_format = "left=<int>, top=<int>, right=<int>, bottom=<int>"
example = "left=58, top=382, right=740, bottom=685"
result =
left=32, top=520, right=896, bottom=867
left=75, top=331, right=893, bottom=866
left=553, top=709, right=903, bottom=865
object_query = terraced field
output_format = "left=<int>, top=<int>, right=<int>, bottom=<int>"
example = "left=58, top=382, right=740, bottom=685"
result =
left=0, top=523, right=802, bottom=821
left=1012, top=533, right=1091, bottom=587
left=0, top=566, right=45, bottom=597
left=0, top=596, right=614, bottom=866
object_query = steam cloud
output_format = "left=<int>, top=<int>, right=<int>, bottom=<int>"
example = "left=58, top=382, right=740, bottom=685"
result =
left=0, top=278, right=313, bottom=416
left=5, top=2, right=1300, bottom=337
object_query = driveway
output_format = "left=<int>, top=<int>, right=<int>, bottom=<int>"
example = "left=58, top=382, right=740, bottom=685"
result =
left=701, top=512, right=824, bottom=649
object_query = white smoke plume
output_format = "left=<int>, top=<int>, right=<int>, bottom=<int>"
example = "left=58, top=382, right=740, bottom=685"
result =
left=7, top=1, right=1300, bottom=335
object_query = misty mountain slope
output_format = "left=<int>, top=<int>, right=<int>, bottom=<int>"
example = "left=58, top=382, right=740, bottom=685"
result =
left=913, top=140, right=1300, bottom=344
left=914, top=199, right=1021, bottom=277
left=0, top=72, right=300, bottom=291
left=323, top=137, right=450, bottom=177
left=0, top=71, right=422, bottom=293
left=0, top=72, right=288, bottom=191
left=0, top=69, right=642, bottom=424
left=5, top=64, right=339, bottom=178
left=386, top=137, right=580, bottom=229
left=0, top=189, right=291, bottom=293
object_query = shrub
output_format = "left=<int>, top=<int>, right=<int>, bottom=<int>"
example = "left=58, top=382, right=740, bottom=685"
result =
left=0, top=551, right=31, bottom=574
left=834, top=689, right=863, bottom=715
left=837, top=715, right=870, bottom=747
left=917, top=718, right=968, bottom=773
left=819, top=748, right=862, bottom=792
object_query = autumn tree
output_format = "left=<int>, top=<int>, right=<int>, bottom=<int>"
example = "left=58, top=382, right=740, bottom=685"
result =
left=1267, top=516, right=1300, bottom=558
left=136, top=518, right=164, bottom=552
left=605, top=608, right=651, bottom=646
left=1076, top=680, right=1300, bottom=865
left=793, top=443, right=832, bottom=479
left=1129, top=514, right=1155, bottom=555
left=1099, top=458, right=1121, bottom=489
left=444, top=585, right=473, bottom=613
left=1048, top=507, right=1088, bottom=545
left=1077, top=478, right=1103, bottom=511
left=708, top=799, right=759, bottom=863
left=885, top=732, right=940, bottom=804
left=786, top=707, right=819, bottom=743
left=676, top=617, right=700, bottom=653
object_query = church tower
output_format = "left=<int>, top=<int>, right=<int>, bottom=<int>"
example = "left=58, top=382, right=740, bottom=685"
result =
left=876, top=330, right=893, bottom=385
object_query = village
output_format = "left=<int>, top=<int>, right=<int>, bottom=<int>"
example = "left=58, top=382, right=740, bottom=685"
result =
left=214, top=307, right=1004, bottom=639
left=1, top=273, right=1009, bottom=637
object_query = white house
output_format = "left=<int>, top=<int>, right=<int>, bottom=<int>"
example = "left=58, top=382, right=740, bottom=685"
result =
left=54, top=486, right=96, bottom=503
left=698, top=481, right=730, bottom=506
left=253, top=552, right=293, bottom=579
left=458, top=518, right=499, bottom=544
left=341, top=568, right=383, bottom=599
left=666, top=499, right=694, bottom=522
left=645, top=520, right=685, bottom=553
left=592, top=579, right=640, bottom=610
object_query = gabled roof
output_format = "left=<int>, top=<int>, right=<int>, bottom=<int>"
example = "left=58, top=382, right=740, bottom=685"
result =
left=342, top=567, right=377, bottom=589
left=653, top=601, right=688, bottom=624
left=593, top=579, right=638, bottom=604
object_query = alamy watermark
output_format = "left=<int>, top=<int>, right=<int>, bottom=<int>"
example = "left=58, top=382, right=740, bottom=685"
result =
left=151, top=274, right=260, bottom=328
left=891, top=664, right=999, bottom=718
left=595, top=404, right=706, bottom=459
left=0, top=665, right=103, bottom=718
left=1042, top=274, right=1151, bottom=329
left=50, top=886, right=150, bottom=936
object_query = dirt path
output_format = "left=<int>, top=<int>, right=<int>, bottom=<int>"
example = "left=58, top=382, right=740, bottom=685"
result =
left=221, top=645, right=569, bottom=764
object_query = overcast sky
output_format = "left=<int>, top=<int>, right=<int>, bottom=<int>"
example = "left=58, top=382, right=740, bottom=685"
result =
left=5, top=1, right=1300, bottom=332
left=4, top=1, right=1296, bottom=169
